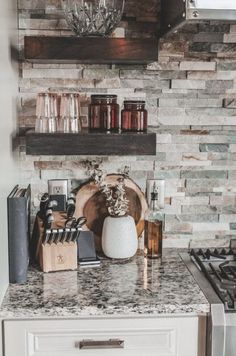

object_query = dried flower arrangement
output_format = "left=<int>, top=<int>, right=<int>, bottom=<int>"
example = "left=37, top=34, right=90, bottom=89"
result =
left=100, top=178, right=129, bottom=217
left=87, top=161, right=130, bottom=217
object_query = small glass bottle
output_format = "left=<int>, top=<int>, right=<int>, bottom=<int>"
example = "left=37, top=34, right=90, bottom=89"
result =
left=121, top=101, right=147, bottom=132
left=144, top=184, right=164, bottom=259
left=89, top=95, right=119, bottom=132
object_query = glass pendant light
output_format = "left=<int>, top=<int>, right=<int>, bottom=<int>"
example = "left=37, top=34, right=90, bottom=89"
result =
left=62, top=0, right=125, bottom=37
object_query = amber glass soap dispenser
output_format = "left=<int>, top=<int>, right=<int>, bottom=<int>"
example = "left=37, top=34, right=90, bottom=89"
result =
left=144, top=183, right=164, bottom=259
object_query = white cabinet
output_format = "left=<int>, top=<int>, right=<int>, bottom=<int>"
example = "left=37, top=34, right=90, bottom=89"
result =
left=3, top=316, right=200, bottom=356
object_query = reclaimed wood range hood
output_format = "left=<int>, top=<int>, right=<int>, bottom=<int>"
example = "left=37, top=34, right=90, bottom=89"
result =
left=162, top=0, right=236, bottom=35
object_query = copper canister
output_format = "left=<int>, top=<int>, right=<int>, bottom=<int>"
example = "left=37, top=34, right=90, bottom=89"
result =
left=121, top=100, right=147, bottom=132
left=89, top=95, right=119, bottom=131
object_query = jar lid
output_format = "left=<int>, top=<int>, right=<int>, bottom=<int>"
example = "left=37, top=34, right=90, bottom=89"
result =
left=123, top=100, right=146, bottom=104
left=91, top=95, right=117, bottom=99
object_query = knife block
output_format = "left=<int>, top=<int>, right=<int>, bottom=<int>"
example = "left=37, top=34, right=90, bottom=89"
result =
left=31, top=213, right=77, bottom=273
left=39, top=242, right=77, bottom=273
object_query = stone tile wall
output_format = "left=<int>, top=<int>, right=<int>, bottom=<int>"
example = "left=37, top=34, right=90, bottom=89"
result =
left=18, top=0, right=236, bottom=248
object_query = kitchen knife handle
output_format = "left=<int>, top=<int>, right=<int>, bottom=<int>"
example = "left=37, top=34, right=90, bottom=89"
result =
left=45, top=214, right=54, bottom=230
left=76, top=339, right=124, bottom=350
left=48, top=229, right=58, bottom=245
left=39, top=193, right=49, bottom=217
left=72, top=227, right=81, bottom=243
left=66, top=204, right=75, bottom=219
left=43, top=229, right=51, bottom=245
left=66, top=228, right=76, bottom=243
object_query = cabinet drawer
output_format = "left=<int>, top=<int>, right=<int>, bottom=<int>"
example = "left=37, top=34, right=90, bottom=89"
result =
left=4, top=316, right=198, bottom=356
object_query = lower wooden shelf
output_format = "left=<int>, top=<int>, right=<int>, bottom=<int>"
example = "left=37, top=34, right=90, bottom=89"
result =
left=25, top=130, right=156, bottom=156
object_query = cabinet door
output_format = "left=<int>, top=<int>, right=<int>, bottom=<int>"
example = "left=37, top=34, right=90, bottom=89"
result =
left=4, top=316, right=199, bottom=356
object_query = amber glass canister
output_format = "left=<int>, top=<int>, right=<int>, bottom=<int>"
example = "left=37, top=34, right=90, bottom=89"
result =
left=89, top=95, right=119, bottom=131
left=121, top=101, right=147, bottom=132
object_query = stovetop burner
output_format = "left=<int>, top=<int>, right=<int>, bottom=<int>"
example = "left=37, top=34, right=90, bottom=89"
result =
left=190, top=247, right=236, bottom=311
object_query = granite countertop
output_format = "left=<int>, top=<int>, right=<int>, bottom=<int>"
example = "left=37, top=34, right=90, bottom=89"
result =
left=0, top=250, right=209, bottom=319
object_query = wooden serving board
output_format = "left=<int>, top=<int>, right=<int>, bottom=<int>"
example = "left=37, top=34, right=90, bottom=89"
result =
left=74, top=174, right=148, bottom=251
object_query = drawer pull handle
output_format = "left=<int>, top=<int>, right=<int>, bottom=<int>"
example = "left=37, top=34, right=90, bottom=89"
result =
left=76, top=339, right=125, bottom=350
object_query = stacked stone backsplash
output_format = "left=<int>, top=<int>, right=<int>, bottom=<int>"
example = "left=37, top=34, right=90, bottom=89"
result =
left=18, top=0, right=236, bottom=248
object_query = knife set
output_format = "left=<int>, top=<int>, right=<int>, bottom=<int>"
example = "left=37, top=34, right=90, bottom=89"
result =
left=31, top=192, right=87, bottom=273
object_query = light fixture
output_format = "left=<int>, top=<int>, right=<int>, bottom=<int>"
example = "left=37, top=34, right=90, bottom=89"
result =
left=62, top=0, right=125, bottom=37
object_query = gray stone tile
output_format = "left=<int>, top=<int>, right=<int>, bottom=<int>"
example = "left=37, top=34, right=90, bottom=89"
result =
left=166, top=214, right=219, bottom=224
left=182, top=205, right=219, bottom=214
left=199, top=144, right=229, bottom=152
left=217, top=60, right=236, bottom=71
left=223, top=99, right=236, bottom=108
left=180, top=170, right=227, bottom=179
left=230, top=223, right=236, bottom=230
left=171, top=79, right=206, bottom=90
left=158, top=98, right=222, bottom=108
left=211, top=43, right=236, bottom=53
left=180, top=61, right=216, bottom=71
left=205, top=80, right=234, bottom=94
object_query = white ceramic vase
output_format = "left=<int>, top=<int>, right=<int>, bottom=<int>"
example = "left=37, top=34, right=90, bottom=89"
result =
left=102, top=215, right=138, bottom=259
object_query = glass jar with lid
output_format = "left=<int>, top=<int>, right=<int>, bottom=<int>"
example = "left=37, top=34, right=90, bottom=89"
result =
left=121, top=101, right=148, bottom=132
left=89, top=95, right=119, bottom=132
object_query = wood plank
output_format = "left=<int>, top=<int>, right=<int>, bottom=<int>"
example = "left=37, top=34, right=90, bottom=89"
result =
left=25, top=130, right=156, bottom=156
left=24, top=36, right=158, bottom=64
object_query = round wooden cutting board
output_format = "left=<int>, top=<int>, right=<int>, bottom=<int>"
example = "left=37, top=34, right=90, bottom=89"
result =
left=74, top=174, right=148, bottom=251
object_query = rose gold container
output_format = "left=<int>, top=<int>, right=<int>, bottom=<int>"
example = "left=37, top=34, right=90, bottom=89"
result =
left=89, top=95, right=119, bottom=132
left=121, top=101, right=147, bottom=132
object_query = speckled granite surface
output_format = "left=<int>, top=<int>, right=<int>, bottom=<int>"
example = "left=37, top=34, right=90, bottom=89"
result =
left=0, top=250, right=209, bottom=319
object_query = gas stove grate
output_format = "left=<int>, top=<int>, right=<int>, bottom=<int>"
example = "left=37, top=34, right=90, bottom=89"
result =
left=190, top=248, right=236, bottom=311
left=195, top=248, right=236, bottom=260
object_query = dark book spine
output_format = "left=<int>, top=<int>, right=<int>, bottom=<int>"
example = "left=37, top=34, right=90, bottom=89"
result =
left=8, top=198, right=29, bottom=283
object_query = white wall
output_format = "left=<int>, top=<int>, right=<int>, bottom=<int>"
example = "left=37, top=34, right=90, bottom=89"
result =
left=0, top=0, right=19, bottom=303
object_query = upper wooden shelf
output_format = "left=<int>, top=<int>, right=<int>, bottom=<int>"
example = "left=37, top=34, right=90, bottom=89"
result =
left=24, top=36, right=158, bottom=64
left=25, top=130, right=156, bottom=156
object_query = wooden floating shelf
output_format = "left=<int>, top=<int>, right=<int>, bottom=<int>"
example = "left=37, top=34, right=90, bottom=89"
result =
left=24, top=36, right=158, bottom=64
left=25, top=130, right=156, bottom=156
